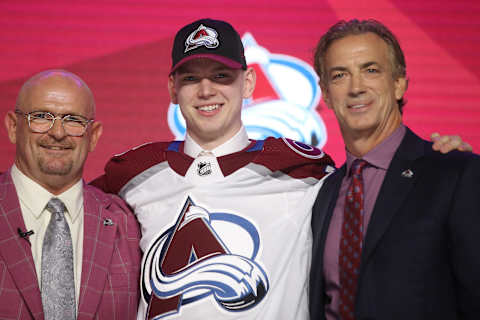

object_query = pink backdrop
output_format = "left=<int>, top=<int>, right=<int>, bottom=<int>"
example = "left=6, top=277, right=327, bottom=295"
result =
left=1, top=0, right=479, bottom=181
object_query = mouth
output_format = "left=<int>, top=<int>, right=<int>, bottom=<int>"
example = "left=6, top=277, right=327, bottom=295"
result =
left=40, top=144, right=73, bottom=152
left=196, top=104, right=222, bottom=112
left=348, top=102, right=370, bottom=111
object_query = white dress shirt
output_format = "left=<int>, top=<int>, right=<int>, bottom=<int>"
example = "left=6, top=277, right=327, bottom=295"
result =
left=10, top=164, right=84, bottom=310
left=183, top=126, right=250, bottom=158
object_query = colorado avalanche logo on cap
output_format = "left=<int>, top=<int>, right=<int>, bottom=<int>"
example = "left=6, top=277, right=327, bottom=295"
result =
left=184, top=24, right=219, bottom=53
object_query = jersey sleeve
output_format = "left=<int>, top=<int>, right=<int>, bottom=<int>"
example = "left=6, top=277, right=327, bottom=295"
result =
left=253, top=137, right=335, bottom=180
left=89, top=142, right=171, bottom=195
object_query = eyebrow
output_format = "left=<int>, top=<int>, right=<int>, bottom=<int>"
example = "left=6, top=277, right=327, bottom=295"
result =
left=360, top=61, right=379, bottom=69
left=328, top=66, right=348, bottom=73
left=212, top=66, right=235, bottom=72
left=173, top=67, right=190, bottom=74
left=328, top=61, right=379, bottom=73
left=34, top=110, right=88, bottom=118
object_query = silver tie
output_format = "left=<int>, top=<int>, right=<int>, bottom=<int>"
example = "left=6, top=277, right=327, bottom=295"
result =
left=41, top=198, right=76, bottom=319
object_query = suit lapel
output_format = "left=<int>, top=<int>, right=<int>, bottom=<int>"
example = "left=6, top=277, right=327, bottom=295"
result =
left=316, top=166, right=345, bottom=246
left=311, top=166, right=345, bottom=291
left=361, top=129, right=427, bottom=263
left=0, top=171, right=44, bottom=319
left=78, top=185, right=118, bottom=317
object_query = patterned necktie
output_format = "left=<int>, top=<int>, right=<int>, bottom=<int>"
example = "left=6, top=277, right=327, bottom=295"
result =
left=41, top=198, right=76, bottom=320
left=339, top=159, right=368, bottom=320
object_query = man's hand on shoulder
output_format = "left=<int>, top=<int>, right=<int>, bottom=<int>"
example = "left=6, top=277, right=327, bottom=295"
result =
left=431, top=132, right=473, bottom=153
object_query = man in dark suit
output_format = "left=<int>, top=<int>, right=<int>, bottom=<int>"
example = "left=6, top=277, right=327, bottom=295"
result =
left=309, top=19, right=480, bottom=320
left=1, top=70, right=141, bottom=319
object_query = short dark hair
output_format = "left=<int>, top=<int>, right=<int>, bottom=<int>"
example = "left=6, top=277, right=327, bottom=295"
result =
left=314, top=19, right=408, bottom=111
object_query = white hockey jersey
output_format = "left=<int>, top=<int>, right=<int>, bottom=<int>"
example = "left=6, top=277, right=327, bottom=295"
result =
left=93, top=137, right=334, bottom=320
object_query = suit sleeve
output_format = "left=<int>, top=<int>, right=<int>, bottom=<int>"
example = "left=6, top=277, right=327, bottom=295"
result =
left=112, top=195, right=142, bottom=266
left=111, top=194, right=142, bottom=314
left=448, top=154, right=480, bottom=319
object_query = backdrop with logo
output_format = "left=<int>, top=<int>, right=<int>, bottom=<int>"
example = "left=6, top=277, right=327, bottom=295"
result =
left=1, top=0, right=479, bottom=181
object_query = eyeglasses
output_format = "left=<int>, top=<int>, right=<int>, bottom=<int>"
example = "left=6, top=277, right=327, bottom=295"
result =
left=15, top=109, right=94, bottom=137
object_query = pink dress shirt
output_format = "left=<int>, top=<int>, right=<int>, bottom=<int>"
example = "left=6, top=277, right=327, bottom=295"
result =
left=323, top=125, right=406, bottom=319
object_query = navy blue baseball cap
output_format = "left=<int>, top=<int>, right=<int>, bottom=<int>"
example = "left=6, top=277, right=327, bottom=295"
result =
left=170, top=18, right=247, bottom=74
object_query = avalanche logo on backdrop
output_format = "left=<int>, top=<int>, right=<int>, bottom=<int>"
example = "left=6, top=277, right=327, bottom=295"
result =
left=141, top=197, right=269, bottom=319
left=168, top=33, right=327, bottom=148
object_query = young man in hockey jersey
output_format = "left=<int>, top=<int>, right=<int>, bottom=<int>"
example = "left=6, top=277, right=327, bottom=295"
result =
left=92, top=18, right=335, bottom=319
left=92, top=18, right=470, bottom=320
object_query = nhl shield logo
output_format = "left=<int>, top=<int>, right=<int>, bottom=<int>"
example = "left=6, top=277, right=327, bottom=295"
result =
left=197, top=161, right=212, bottom=176
left=184, top=24, right=219, bottom=53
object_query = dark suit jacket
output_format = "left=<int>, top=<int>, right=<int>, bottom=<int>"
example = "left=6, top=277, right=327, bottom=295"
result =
left=0, top=170, right=142, bottom=320
left=309, top=128, right=480, bottom=320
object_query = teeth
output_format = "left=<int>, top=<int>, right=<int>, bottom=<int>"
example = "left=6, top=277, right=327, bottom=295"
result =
left=198, top=104, right=220, bottom=111
left=46, top=146, right=67, bottom=150
left=350, top=104, right=366, bottom=109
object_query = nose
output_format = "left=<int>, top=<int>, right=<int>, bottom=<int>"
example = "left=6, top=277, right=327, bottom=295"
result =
left=349, top=73, right=366, bottom=96
left=48, top=117, right=68, bottom=140
left=197, top=78, right=216, bottom=98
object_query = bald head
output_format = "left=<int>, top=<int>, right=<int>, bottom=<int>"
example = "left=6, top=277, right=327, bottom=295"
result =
left=16, top=69, right=96, bottom=118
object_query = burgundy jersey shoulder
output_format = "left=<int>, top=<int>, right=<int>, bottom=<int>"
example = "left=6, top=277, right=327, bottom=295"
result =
left=90, top=141, right=173, bottom=195
left=252, top=137, right=335, bottom=180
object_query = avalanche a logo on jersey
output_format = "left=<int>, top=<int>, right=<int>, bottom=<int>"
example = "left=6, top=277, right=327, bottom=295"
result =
left=184, top=24, right=219, bottom=53
left=168, top=32, right=327, bottom=147
left=141, top=197, right=269, bottom=319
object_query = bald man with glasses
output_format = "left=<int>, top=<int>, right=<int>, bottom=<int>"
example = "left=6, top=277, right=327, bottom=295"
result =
left=0, top=69, right=141, bottom=320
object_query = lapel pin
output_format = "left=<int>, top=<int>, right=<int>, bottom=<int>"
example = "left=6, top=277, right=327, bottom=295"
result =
left=401, top=169, right=414, bottom=178
left=103, top=218, right=114, bottom=226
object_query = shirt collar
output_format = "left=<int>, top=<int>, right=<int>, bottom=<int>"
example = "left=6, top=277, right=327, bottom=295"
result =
left=10, top=164, right=84, bottom=222
left=184, top=126, right=250, bottom=158
left=346, top=124, right=406, bottom=173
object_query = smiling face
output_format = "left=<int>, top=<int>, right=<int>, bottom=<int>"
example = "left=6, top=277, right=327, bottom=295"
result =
left=321, top=32, right=407, bottom=155
left=168, top=58, right=255, bottom=150
left=5, top=71, right=103, bottom=194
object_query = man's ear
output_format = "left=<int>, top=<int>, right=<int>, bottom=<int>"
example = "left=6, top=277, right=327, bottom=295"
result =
left=242, top=67, right=256, bottom=99
left=320, top=83, right=332, bottom=109
left=88, top=121, right=103, bottom=152
left=5, top=111, right=18, bottom=144
left=168, top=75, right=178, bottom=104
left=394, top=76, right=408, bottom=101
